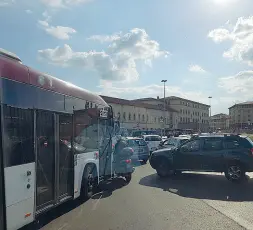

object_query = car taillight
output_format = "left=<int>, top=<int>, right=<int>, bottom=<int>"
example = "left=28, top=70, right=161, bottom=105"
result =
left=125, top=159, right=131, bottom=163
left=250, top=148, right=253, bottom=155
left=94, top=152, right=99, bottom=159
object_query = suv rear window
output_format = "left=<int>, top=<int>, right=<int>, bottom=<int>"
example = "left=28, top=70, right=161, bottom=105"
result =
left=224, top=137, right=253, bottom=149
left=135, top=139, right=147, bottom=146
left=127, top=139, right=147, bottom=146
left=203, top=138, right=223, bottom=151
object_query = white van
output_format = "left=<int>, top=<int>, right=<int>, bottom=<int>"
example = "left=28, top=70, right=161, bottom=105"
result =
left=142, top=135, right=162, bottom=152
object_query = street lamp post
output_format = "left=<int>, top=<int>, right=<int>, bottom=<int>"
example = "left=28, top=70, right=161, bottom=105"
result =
left=161, top=80, right=167, bottom=136
left=208, top=96, right=212, bottom=131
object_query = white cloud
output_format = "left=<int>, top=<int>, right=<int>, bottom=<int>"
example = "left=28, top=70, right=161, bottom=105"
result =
left=38, top=28, right=169, bottom=82
left=40, top=0, right=91, bottom=8
left=25, top=9, right=32, bottom=14
left=0, top=0, right=14, bottom=7
left=38, top=20, right=76, bottom=40
left=208, top=16, right=253, bottom=66
left=188, top=64, right=206, bottom=73
left=42, top=11, right=51, bottom=22
left=87, top=33, right=121, bottom=43
left=219, top=71, right=253, bottom=97
left=208, top=28, right=231, bottom=43
left=98, top=80, right=209, bottom=104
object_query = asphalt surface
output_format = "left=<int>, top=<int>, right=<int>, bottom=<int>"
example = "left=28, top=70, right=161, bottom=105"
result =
left=28, top=163, right=253, bottom=230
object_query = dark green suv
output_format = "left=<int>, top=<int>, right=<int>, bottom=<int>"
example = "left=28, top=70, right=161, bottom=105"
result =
left=149, top=134, right=253, bottom=182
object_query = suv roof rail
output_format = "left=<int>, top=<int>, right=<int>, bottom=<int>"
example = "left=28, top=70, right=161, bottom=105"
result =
left=0, top=48, right=22, bottom=63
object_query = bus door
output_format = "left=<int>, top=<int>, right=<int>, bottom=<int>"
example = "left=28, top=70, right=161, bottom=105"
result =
left=36, top=111, right=55, bottom=212
left=58, top=114, right=73, bottom=200
left=99, top=119, right=113, bottom=178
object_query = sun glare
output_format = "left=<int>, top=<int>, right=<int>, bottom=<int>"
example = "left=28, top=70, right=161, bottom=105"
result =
left=213, top=0, right=237, bottom=5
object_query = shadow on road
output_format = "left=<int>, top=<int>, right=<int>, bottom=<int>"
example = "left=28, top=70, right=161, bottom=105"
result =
left=21, top=177, right=128, bottom=230
left=92, top=177, right=128, bottom=199
left=139, top=172, right=253, bottom=202
left=21, top=199, right=82, bottom=230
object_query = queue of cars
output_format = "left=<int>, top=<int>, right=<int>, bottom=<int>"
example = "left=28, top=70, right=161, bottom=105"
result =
left=125, top=134, right=191, bottom=164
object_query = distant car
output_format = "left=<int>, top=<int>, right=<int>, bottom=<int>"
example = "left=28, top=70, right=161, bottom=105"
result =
left=142, top=135, right=162, bottom=152
left=178, top=134, right=191, bottom=139
left=158, top=136, right=190, bottom=149
left=150, top=134, right=253, bottom=182
left=162, top=136, right=168, bottom=141
left=126, top=137, right=149, bottom=164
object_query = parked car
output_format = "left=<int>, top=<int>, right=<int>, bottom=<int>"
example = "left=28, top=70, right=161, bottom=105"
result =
left=126, top=137, right=150, bottom=164
left=149, top=134, right=253, bottom=182
left=162, top=136, right=168, bottom=141
left=158, top=136, right=190, bottom=149
left=142, top=135, right=162, bottom=152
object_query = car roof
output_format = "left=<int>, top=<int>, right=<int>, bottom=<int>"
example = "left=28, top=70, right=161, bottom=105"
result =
left=168, top=137, right=190, bottom=140
left=194, top=133, right=245, bottom=139
left=142, top=134, right=160, bottom=137
left=126, top=137, right=143, bottom=140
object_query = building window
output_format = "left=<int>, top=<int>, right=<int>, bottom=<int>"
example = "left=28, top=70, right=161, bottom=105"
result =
left=133, top=114, right=136, bottom=120
left=138, top=114, right=140, bottom=121
left=118, top=112, right=121, bottom=120
left=129, top=113, right=131, bottom=121
left=123, top=112, right=126, bottom=120
left=142, top=114, right=145, bottom=122
left=180, top=117, right=182, bottom=122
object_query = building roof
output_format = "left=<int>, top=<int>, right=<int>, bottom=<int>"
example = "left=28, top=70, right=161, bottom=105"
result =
left=165, top=96, right=210, bottom=107
left=229, top=101, right=253, bottom=109
left=210, top=113, right=230, bottom=119
left=131, top=97, right=159, bottom=102
left=100, top=95, right=178, bottom=113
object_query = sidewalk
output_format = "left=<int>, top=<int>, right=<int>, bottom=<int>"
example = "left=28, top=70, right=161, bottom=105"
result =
left=201, top=172, right=253, bottom=230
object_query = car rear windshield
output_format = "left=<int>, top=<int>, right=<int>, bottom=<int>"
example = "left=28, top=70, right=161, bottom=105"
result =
left=134, top=139, right=147, bottom=146
left=128, top=139, right=147, bottom=146
left=145, top=136, right=162, bottom=141
left=179, top=139, right=189, bottom=145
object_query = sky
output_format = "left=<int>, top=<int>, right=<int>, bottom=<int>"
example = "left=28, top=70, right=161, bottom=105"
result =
left=1, top=0, right=253, bottom=114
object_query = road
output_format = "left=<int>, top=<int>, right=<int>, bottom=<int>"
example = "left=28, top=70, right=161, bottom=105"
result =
left=31, top=163, right=253, bottom=230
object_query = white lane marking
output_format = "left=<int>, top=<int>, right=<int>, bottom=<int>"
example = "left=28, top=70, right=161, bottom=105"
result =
left=92, top=194, right=102, bottom=211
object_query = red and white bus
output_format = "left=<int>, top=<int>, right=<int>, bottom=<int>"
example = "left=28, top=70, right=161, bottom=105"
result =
left=0, top=48, right=114, bottom=230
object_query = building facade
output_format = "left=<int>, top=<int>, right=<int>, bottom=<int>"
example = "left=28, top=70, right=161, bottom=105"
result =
left=229, top=102, right=253, bottom=129
left=101, top=96, right=178, bottom=132
left=209, top=113, right=230, bottom=131
left=165, top=96, right=210, bottom=131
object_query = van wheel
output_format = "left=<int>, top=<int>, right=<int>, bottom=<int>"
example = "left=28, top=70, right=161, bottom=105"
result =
left=81, top=164, right=98, bottom=200
left=225, top=163, right=245, bottom=182
left=156, top=158, right=173, bottom=178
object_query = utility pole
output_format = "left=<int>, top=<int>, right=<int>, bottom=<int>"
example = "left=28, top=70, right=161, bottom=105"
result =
left=161, top=80, right=167, bottom=136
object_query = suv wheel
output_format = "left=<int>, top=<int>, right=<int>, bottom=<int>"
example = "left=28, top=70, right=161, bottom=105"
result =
left=156, top=159, right=173, bottom=178
left=225, top=163, right=245, bottom=182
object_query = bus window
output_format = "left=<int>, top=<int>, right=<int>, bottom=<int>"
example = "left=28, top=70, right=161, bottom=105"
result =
left=3, top=105, right=34, bottom=167
left=74, top=108, right=99, bottom=152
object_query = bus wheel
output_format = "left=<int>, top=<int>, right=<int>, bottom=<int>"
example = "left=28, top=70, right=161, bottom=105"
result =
left=81, top=164, right=97, bottom=200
